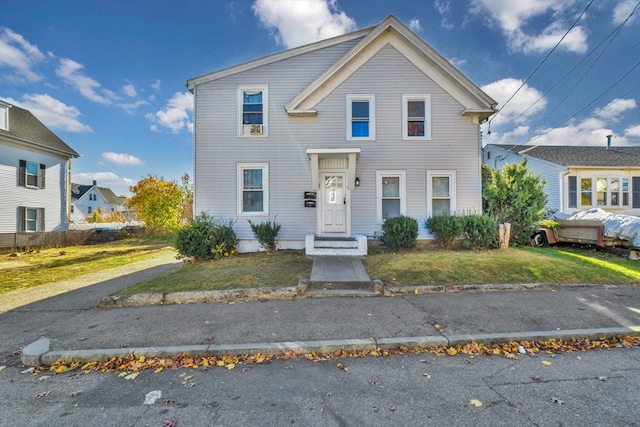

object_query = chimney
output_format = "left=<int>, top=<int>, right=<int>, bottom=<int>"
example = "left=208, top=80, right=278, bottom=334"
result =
left=606, top=135, right=612, bottom=150
left=93, top=180, right=97, bottom=186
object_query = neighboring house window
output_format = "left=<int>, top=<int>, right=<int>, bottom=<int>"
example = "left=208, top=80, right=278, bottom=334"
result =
left=18, top=207, right=44, bottom=232
left=402, top=95, right=431, bottom=140
left=237, top=163, right=269, bottom=215
left=568, top=176, right=577, bottom=208
left=577, top=176, right=632, bottom=208
left=376, top=171, right=406, bottom=223
left=88, top=206, right=92, bottom=214
left=18, top=160, right=46, bottom=189
left=71, top=205, right=74, bottom=213
left=347, top=95, right=375, bottom=140
left=427, top=171, right=456, bottom=216
left=238, top=86, right=268, bottom=136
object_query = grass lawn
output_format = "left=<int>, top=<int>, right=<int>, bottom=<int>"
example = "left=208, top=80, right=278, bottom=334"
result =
left=0, top=237, right=172, bottom=295
left=115, top=243, right=640, bottom=296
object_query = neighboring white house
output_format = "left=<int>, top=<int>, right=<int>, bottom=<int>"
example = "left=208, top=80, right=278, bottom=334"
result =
left=187, top=15, right=497, bottom=254
left=70, top=180, right=128, bottom=223
left=483, top=143, right=640, bottom=216
left=0, top=100, right=79, bottom=233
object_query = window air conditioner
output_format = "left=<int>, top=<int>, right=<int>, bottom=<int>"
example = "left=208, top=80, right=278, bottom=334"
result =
left=243, top=124, right=263, bottom=135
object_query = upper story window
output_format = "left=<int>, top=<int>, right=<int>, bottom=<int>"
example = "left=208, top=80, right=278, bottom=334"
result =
left=347, top=95, right=375, bottom=140
left=238, top=86, right=268, bottom=137
left=402, top=95, right=432, bottom=140
left=19, top=160, right=45, bottom=189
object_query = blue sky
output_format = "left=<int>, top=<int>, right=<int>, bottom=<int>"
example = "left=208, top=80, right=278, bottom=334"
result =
left=1, top=0, right=639, bottom=196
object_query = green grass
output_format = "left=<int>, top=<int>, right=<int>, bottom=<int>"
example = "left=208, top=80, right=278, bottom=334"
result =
left=114, top=244, right=640, bottom=296
left=0, top=237, right=172, bottom=295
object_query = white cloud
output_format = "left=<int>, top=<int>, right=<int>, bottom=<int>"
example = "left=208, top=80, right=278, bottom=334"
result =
left=122, top=84, right=137, bottom=97
left=102, top=152, right=145, bottom=166
left=593, top=98, right=637, bottom=121
left=625, top=125, right=640, bottom=137
left=55, top=58, right=117, bottom=104
left=72, top=171, right=137, bottom=188
left=0, top=27, right=45, bottom=82
left=151, top=79, right=161, bottom=90
left=434, top=0, right=454, bottom=30
left=530, top=123, right=630, bottom=146
left=118, top=99, right=147, bottom=114
left=482, top=78, right=547, bottom=127
left=613, top=0, right=639, bottom=24
left=252, top=0, right=356, bottom=48
left=6, top=93, right=92, bottom=133
left=146, top=91, right=193, bottom=133
left=471, top=0, right=588, bottom=54
left=409, top=18, right=423, bottom=33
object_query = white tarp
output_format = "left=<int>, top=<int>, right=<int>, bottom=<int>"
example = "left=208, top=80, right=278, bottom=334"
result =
left=565, top=208, right=640, bottom=247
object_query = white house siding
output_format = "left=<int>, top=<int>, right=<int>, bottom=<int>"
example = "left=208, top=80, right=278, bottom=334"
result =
left=194, top=41, right=484, bottom=249
left=0, top=140, right=69, bottom=232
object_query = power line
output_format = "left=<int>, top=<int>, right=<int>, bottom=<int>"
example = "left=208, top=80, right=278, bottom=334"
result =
left=487, top=0, right=594, bottom=130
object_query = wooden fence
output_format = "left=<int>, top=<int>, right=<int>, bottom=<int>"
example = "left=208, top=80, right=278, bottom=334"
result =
left=0, top=230, right=110, bottom=252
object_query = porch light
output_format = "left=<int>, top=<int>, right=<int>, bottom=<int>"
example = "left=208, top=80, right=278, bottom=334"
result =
left=355, top=177, right=360, bottom=187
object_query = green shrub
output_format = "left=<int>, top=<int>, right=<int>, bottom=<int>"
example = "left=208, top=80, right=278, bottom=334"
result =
left=380, top=215, right=419, bottom=251
left=460, top=214, right=498, bottom=250
left=248, top=218, right=281, bottom=254
left=426, top=214, right=463, bottom=249
left=174, top=213, right=237, bottom=261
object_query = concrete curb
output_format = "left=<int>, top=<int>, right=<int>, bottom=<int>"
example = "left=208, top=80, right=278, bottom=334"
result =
left=97, top=282, right=605, bottom=308
left=22, top=327, right=640, bottom=367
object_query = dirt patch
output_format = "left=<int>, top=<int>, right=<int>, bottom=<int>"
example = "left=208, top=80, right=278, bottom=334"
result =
left=0, top=260, right=30, bottom=270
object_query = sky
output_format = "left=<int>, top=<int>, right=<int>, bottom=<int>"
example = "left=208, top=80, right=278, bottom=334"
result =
left=1, top=0, right=639, bottom=196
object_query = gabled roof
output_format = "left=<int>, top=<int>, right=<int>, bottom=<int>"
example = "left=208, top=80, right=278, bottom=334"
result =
left=486, top=144, right=640, bottom=168
left=186, top=15, right=497, bottom=122
left=71, top=184, right=92, bottom=200
left=0, top=100, right=79, bottom=158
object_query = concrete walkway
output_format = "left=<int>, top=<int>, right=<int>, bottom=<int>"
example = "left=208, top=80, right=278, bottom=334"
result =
left=309, top=256, right=370, bottom=283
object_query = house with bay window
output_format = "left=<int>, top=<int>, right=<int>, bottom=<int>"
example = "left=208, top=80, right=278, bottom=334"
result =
left=187, top=15, right=497, bottom=254
left=0, top=100, right=79, bottom=233
left=483, top=144, right=640, bottom=216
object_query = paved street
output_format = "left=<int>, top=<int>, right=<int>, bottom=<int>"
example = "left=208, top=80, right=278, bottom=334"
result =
left=1, top=346, right=638, bottom=426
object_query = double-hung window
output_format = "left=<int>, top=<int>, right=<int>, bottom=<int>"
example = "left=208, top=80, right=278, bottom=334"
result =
left=19, top=160, right=46, bottom=189
left=376, top=171, right=406, bottom=223
left=402, top=95, right=431, bottom=140
left=427, top=171, right=456, bottom=216
left=574, top=176, right=631, bottom=208
left=238, top=86, right=268, bottom=137
left=347, top=95, right=375, bottom=140
left=237, top=163, right=269, bottom=215
left=18, top=207, right=44, bottom=232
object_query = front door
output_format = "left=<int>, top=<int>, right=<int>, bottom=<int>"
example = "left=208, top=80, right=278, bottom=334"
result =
left=321, top=173, right=347, bottom=234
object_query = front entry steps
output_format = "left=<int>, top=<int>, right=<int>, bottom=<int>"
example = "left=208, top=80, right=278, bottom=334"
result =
left=307, top=256, right=378, bottom=297
left=305, top=233, right=367, bottom=257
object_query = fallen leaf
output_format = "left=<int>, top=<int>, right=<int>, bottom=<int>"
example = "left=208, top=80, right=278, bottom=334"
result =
left=163, top=420, right=177, bottom=427
left=542, top=361, right=552, bottom=367
left=447, top=347, right=458, bottom=356
left=226, top=363, right=236, bottom=370
left=390, top=404, right=397, bottom=411
left=124, top=372, right=139, bottom=380
left=469, top=399, right=483, bottom=407
left=598, top=376, right=608, bottom=381
left=143, top=390, right=162, bottom=404
left=0, top=366, right=6, bottom=372
left=531, top=375, right=543, bottom=382
left=551, top=397, right=564, bottom=405
left=38, top=375, right=50, bottom=381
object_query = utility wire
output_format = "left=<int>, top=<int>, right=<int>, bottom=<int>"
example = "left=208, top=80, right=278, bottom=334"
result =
left=487, top=0, right=594, bottom=129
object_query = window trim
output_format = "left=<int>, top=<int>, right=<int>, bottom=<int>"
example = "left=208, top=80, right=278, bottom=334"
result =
left=427, top=170, right=456, bottom=216
left=347, top=94, right=375, bottom=141
left=18, top=206, right=44, bottom=232
left=237, top=163, right=269, bottom=216
left=237, top=85, right=269, bottom=137
left=19, top=160, right=46, bottom=189
left=402, top=94, right=432, bottom=141
left=575, top=175, right=631, bottom=209
left=376, top=170, right=406, bottom=223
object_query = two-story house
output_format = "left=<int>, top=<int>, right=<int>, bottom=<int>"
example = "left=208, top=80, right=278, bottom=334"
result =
left=70, top=180, right=128, bottom=223
left=0, top=100, right=79, bottom=233
left=187, top=15, right=497, bottom=254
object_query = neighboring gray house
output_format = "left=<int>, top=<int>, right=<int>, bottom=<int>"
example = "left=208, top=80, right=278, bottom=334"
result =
left=187, top=15, right=497, bottom=254
left=70, top=180, right=128, bottom=222
left=0, top=100, right=79, bottom=233
left=483, top=143, right=640, bottom=216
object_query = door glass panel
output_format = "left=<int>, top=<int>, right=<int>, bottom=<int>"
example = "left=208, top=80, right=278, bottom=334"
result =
left=324, top=176, right=343, bottom=204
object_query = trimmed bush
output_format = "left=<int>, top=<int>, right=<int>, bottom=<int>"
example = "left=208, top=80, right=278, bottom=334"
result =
left=460, top=214, right=498, bottom=250
left=174, top=213, right=237, bottom=261
left=426, top=214, right=463, bottom=249
left=380, top=215, right=419, bottom=251
left=248, top=218, right=281, bottom=254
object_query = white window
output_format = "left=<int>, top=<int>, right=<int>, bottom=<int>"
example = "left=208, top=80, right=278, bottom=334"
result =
left=402, top=94, right=432, bottom=140
left=238, top=86, right=268, bottom=137
left=376, top=171, right=406, bottom=223
left=427, top=171, right=456, bottom=216
left=347, top=94, right=375, bottom=140
left=578, top=176, right=630, bottom=208
left=19, top=207, right=44, bottom=232
left=19, top=160, right=45, bottom=188
left=237, top=163, right=269, bottom=215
